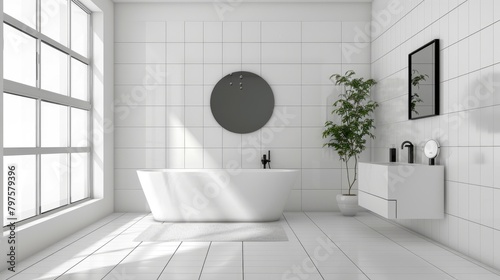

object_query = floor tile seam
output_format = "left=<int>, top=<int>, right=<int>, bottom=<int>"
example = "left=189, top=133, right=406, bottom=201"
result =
left=282, top=213, right=326, bottom=280
left=242, top=242, right=245, bottom=280
left=303, top=212, right=372, bottom=280
left=198, top=242, right=213, bottom=280
left=52, top=213, right=149, bottom=280
left=4, top=213, right=128, bottom=280
left=369, top=213, right=500, bottom=276
left=352, top=214, right=459, bottom=279
left=100, top=242, right=144, bottom=279
left=156, top=242, right=183, bottom=280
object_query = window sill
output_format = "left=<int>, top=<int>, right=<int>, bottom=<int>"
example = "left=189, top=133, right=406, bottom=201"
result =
left=3, top=198, right=102, bottom=235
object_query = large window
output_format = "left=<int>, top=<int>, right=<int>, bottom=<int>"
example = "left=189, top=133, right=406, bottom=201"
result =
left=3, top=0, right=91, bottom=226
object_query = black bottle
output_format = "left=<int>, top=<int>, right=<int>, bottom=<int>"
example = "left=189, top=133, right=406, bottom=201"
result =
left=389, top=147, right=396, bottom=162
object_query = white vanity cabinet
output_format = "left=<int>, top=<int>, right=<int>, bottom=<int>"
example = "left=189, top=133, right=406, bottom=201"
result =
left=358, top=162, right=444, bottom=219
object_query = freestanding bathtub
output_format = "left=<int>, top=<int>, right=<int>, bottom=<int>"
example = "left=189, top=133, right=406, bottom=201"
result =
left=137, top=169, right=298, bottom=222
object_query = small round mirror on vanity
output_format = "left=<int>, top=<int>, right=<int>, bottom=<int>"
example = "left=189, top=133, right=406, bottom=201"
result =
left=424, top=139, right=440, bottom=165
left=210, top=71, right=274, bottom=134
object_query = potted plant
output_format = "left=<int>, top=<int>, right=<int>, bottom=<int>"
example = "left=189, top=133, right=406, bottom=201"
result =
left=322, top=70, right=378, bottom=216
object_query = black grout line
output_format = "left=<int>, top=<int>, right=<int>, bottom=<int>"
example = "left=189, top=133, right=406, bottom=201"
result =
left=352, top=213, right=461, bottom=279
left=372, top=2, right=500, bottom=82
left=202, top=22, right=206, bottom=168
left=443, top=181, right=500, bottom=192
left=303, top=212, right=371, bottom=280
left=165, top=22, right=168, bottom=169
left=183, top=22, right=186, bottom=169
left=259, top=21, right=263, bottom=159
left=114, top=105, right=333, bottom=108
left=114, top=166, right=348, bottom=169
left=339, top=21, right=345, bottom=195
left=282, top=213, right=325, bottom=280
left=373, top=100, right=500, bottom=127
left=371, top=0, right=430, bottom=63
left=53, top=213, right=149, bottom=280
left=4, top=213, right=127, bottom=280
left=374, top=213, right=500, bottom=276
left=116, top=41, right=360, bottom=44
left=374, top=59, right=500, bottom=89
left=198, top=242, right=212, bottom=280
left=9, top=212, right=500, bottom=278
left=300, top=21, right=303, bottom=209
left=241, top=241, right=244, bottom=280
left=100, top=241, right=144, bottom=279
left=115, top=62, right=362, bottom=65
left=114, top=83, right=353, bottom=87
left=156, top=241, right=183, bottom=280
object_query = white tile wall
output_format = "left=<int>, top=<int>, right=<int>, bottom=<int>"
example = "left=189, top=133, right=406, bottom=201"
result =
left=115, top=17, right=370, bottom=212
left=261, top=22, right=301, bottom=42
left=302, top=43, right=342, bottom=64
left=115, top=21, right=166, bottom=43
left=371, top=0, right=500, bottom=270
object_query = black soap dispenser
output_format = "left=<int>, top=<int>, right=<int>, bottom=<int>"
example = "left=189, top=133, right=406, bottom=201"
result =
left=389, top=145, right=396, bottom=162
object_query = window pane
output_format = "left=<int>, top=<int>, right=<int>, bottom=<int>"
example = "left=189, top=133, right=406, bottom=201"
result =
left=41, top=154, right=68, bottom=212
left=41, top=43, right=69, bottom=95
left=40, top=0, right=68, bottom=46
left=4, top=0, right=37, bottom=29
left=41, top=102, right=68, bottom=147
left=3, top=24, right=36, bottom=87
left=71, top=153, right=88, bottom=202
left=71, top=2, right=88, bottom=57
left=3, top=155, right=37, bottom=226
left=71, top=58, right=88, bottom=101
left=3, top=93, right=36, bottom=148
left=71, top=108, right=88, bottom=147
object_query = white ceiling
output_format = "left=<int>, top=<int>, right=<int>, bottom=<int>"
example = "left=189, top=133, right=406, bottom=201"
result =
left=113, top=0, right=371, bottom=3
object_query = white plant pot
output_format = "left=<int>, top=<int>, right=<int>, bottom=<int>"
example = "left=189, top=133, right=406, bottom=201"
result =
left=336, top=194, right=359, bottom=217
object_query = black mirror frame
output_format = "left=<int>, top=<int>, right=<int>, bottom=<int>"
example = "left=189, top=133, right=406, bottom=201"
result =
left=408, top=39, right=440, bottom=120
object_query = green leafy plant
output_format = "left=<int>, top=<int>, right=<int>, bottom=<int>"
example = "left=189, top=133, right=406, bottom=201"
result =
left=322, top=70, right=378, bottom=195
left=410, top=69, right=428, bottom=116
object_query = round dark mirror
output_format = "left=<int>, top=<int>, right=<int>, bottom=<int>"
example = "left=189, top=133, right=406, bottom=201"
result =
left=210, top=71, right=274, bottom=134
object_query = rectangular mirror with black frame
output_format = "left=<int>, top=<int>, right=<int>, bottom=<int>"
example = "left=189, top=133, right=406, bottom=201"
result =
left=408, top=39, right=439, bottom=120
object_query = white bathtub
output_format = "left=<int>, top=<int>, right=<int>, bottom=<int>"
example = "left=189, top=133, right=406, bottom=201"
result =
left=137, top=169, right=298, bottom=222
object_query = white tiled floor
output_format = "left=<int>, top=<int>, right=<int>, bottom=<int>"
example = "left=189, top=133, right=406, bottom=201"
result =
left=2, top=212, right=500, bottom=280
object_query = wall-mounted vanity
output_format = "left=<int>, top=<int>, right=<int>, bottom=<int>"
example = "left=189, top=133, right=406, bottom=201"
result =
left=358, top=162, right=444, bottom=219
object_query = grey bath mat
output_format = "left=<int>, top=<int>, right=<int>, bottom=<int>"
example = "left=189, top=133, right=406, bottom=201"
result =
left=134, top=222, right=289, bottom=242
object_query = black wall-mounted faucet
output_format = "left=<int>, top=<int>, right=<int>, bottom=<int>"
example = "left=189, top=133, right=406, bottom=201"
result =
left=261, top=150, right=271, bottom=169
left=401, top=141, right=414, bottom=163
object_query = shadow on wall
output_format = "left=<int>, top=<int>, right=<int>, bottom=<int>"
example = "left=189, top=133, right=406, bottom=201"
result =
left=373, top=74, right=407, bottom=125
left=466, top=70, right=500, bottom=133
